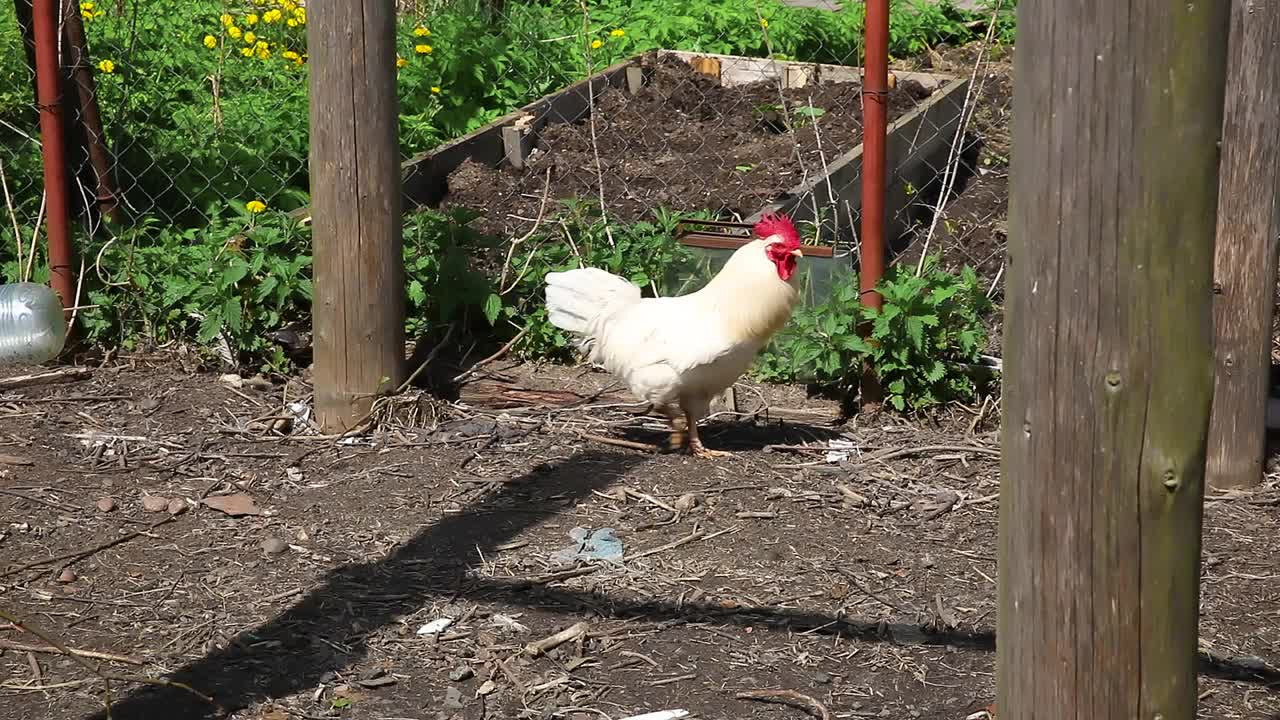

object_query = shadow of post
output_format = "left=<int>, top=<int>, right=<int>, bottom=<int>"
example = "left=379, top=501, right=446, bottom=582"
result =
left=88, top=450, right=644, bottom=720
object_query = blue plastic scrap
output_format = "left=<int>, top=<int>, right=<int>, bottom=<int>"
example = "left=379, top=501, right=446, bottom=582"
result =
left=554, top=526, right=624, bottom=562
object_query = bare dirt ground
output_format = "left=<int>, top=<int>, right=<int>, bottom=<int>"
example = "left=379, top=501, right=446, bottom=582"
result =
left=0, top=360, right=1278, bottom=720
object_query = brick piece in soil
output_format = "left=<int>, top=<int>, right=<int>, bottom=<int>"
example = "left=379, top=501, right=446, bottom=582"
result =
left=444, top=53, right=933, bottom=239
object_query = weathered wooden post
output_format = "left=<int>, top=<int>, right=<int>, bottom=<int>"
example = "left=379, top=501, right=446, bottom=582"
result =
left=1206, top=0, right=1280, bottom=490
left=998, top=1, right=1229, bottom=717
left=307, top=0, right=406, bottom=431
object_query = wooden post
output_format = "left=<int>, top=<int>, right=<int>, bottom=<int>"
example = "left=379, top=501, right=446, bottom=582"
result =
left=1206, top=0, right=1280, bottom=490
left=998, top=1, right=1229, bottom=718
left=307, top=0, right=406, bottom=431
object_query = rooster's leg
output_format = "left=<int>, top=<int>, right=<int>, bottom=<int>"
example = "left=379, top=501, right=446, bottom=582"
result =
left=685, top=411, right=731, bottom=458
left=663, top=407, right=688, bottom=452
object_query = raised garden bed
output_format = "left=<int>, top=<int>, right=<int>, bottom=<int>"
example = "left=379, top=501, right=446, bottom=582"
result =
left=398, top=49, right=969, bottom=303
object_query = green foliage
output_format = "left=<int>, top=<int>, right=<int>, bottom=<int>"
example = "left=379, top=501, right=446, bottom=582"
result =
left=755, top=258, right=992, bottom=412
left=401, top=208, right=503, bottom=338
left=78, top=206, right=313, bottom=371
left=0, top=0, right=1009, bottom=400
left=498, top=202, right=702, bottom=360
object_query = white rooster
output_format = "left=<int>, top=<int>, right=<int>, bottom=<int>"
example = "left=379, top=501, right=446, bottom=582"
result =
left=544, top=213, right=804, bottom=457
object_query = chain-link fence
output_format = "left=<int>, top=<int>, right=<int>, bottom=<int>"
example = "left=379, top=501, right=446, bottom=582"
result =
left=0, top=0, right=1008, bottom=347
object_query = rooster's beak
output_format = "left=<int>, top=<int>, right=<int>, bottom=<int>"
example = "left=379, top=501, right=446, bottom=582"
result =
left=790, top=248, right=803, bottom=258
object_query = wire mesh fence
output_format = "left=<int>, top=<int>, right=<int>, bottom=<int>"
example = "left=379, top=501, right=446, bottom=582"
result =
left=0, top=0, right=1009, bottom=355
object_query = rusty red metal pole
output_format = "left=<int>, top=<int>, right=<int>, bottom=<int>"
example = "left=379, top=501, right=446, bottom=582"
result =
left=857, top=0, right=889, bottom=404
left=31, top=0, right=76, bottom=316
left=859, top=0, right=889, bottom=313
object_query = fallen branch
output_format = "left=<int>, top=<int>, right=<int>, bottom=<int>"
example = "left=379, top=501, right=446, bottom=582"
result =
left=628, top=526, right=734, bottom=561
left=0, top=515, right=177, bottom=580
left=452, top=327, right=529, bottom=384
left=0, top=607, right=214, bottom=706
left=852, top=443, right=1000, bottom=467
left=0, top=487, right=78, bottom=513
left=578, top=432, right=660, bottom=454
left=735, top=689, right=831, bottom=720
left=0, top=639, right=143, bottom=666
left=525, top=621, right=588, bottom=657
left=0, top=367, right=92, bottom=390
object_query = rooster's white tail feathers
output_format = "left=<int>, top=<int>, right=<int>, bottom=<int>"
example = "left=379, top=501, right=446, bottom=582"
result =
left=544, top=268, right=641, bottom=336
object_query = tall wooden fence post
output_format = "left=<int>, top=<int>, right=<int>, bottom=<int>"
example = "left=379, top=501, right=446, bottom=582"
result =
left=998, top=1, right=1229, bottom=717
left=307, top=0, right=406, bottom=431
left=1206, top=0, right=1280, bottom=490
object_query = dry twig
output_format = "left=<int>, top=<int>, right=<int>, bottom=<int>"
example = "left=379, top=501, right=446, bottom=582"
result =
left=736, top=689, right=832, bottom=720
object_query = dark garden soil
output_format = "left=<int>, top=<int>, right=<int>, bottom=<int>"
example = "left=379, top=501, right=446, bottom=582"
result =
left=0, top=360, right=1277, bottom=720
left=443, top=53, right=934, bottom=239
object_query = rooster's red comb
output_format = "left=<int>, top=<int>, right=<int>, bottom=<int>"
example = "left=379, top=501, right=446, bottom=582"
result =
left=753, top=212, right=800, bottom=248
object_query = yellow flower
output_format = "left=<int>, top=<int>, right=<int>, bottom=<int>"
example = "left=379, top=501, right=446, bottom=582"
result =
left=591, top=39, right=603, bottom=49
left=243, top=31, right=256, bottom=44
left=246, top=200, right=266, bottom=214
left=263, top=9, right=282, bottom=23
left=281, top=0, right=296, bottom=11
left=256, top=46, right=271, bottom=60
left=245, top=13, right=258, bottom=25
left=413, top=26, right=430, bottom=36
left=396, top=56, right=408, bottom=69
left=96, top=59, right=114, bottom=73
left=294, top=8, right=305, bottom=24
left=228, top=25, right=242, bottom=39
left=220, top=13, right=233, bottom=26
left=610, top=28, right=625, bottom=37
left=760, top=18, right=769, bottom=28
left=431, top=86, right=441, bottom=94
left=81, top=10, right=92, bottom=20
left=283, top=50, right=301, bottom=61
left=286, top=18, right=297, bottom=27
left=240, top=47, right=253, bottom=57
left=414, top=44, right=432, bottom=54
left=80, top=1, right=93, bottom=9
left=203, top=34, right=218, bottom=49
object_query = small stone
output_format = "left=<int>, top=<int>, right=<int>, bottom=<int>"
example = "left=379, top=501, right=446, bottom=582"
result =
left=443, top=686, right=465, bottom=710
left=673, top=493, right=702, bottom=512
left=141, top=495, right=170, bottom=513
left=167, top=498, right=187, bottom=515
left=138, top=397, right=160, bottom=412
left=920, top=555, right=936, bottom=569
left=812, top=671, right=832, bottom=684
left=57, top=567, right=77, bottom=583
left=319, top=671, right=337, bottom=684
left=766, top=487, right=791, bottom=500
left=448, top=665, right=474, bottom=682
left=96, top=497, right=116, bottom=513
left=260, top=536, right=288, bottom=555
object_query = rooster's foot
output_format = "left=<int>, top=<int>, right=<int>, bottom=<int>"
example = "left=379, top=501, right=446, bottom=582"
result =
left=688, top=442, right=732, bottom=458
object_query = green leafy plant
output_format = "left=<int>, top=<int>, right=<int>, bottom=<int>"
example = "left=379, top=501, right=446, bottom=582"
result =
left=756, top=257, right=992, bottom=412
left=401, top=207, right=503, bottom=338
left=494, top=201, right=702, bottom=359
left=79, top=205, right=313, bottom=371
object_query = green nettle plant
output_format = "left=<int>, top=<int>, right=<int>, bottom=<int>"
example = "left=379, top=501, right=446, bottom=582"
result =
left=755, top=258, right=992, bottom=411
